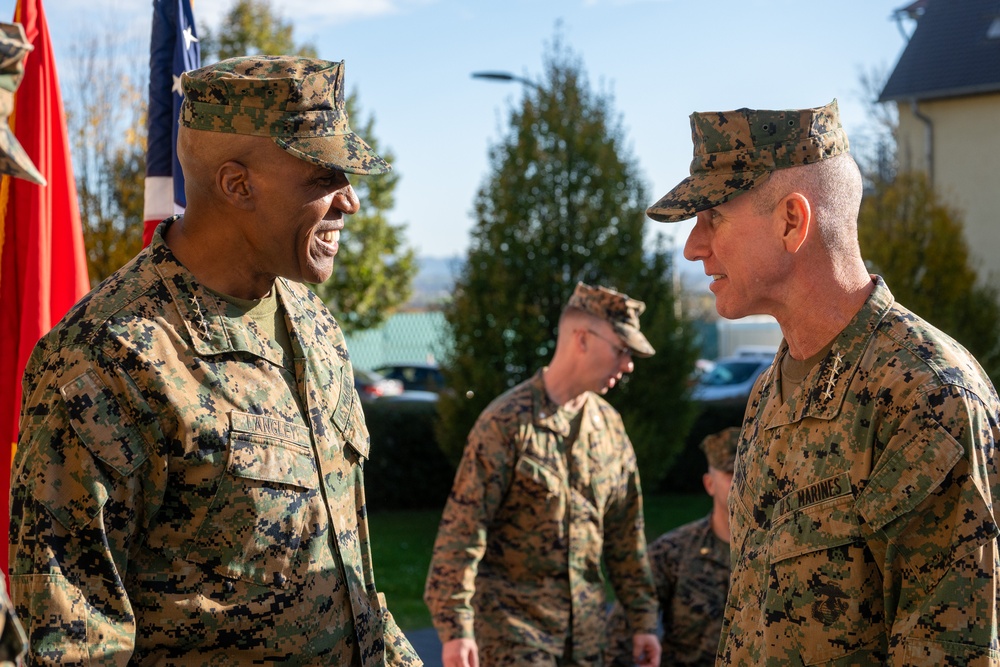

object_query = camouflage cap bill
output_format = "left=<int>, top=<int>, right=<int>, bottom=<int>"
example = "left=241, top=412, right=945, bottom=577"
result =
left=646, top=99, right=849, bottom=223
left=699, top=427, right=740, bottom=473
left=566, top=282, right=655, bottom=358
left=179, top=55, right=390, bottom=175
left=0, top=22, right=44, bottom=186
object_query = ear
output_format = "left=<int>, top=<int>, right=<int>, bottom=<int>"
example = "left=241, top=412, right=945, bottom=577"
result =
left=217, top=160, right=254, bottom=211
left=702, top=471, right=714, bottom=496
left=776, top=192, right=811, bottom=254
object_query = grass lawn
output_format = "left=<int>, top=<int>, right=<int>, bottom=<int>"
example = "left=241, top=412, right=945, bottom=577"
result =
left=368, top=508, right=444, bottom=631
left=369, top=492, right=710, bottom=631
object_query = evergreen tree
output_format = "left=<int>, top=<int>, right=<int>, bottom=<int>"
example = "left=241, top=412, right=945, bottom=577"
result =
left=199, top=0, right=317, bottom=61
left=436, top=36, right=698, bottom=487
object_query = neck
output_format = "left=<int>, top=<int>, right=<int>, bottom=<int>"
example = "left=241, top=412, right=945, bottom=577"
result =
left=710, top=506, right=731, bottom=543
left=776, top=263, right=874, bottom=360
left=165, top=211, right=275, bottom=300
left=542, top=364, right=586, bottom=408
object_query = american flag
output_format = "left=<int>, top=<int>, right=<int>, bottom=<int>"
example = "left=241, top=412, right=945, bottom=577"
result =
left=142, top=0, right=200, bottom=247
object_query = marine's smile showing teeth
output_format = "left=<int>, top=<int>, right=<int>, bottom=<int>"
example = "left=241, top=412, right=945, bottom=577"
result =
left=318, top=229, right=340, bottom=244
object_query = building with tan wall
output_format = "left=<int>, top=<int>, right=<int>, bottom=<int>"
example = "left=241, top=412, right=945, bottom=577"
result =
left=879, top=0, right=1000, bottom=282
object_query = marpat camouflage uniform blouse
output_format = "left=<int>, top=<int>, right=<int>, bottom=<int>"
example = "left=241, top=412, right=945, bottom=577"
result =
left=10, top=219, right=420, bottom=666
left=606, top=515, right=729, bottom=667
left=424, top=369, right=658, bottom=662
left=722, top=277, right=1000, bottom=666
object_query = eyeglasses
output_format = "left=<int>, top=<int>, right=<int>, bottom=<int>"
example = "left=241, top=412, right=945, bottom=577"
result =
left=584, top=329, right=631, bottom=359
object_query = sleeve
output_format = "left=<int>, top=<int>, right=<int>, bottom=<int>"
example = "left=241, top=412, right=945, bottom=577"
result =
left=648, top=536, right=677, bottom=635
left=422, top=411, right=515, bottom=643
left=376, top=592, right=423, bottom=666
left=10, top=364, right=153, bottom=666
left=602, top=433, right=659, bottom=636
left=603, top=601, right=634, bottom=667
left=855, top=384, right=1000, bottom=664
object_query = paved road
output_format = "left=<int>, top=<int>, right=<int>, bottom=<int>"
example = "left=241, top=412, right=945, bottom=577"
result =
left=407, top=627, right=442, bottom=667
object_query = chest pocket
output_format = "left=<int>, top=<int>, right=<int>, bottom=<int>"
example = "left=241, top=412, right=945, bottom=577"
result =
left=768, top=485, right=884, bottom=664
left=185, top=411, right=319, bottom=588
left=497, top=453, right=566, bottom=532
left=513, top=454, right=562, bottom=493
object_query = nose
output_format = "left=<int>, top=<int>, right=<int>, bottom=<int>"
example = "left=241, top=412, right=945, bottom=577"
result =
left=620, top=355, right=634, bottom=375
left=328, top=183, right=360, bottom=217
left=683, top=213, right=711, bottom=262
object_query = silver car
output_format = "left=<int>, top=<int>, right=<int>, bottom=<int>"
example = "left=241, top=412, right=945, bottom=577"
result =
left=691, top=348, right=776, bottom=409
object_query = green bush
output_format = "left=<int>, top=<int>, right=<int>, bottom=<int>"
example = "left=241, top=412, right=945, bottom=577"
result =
left=657, top=403, right=745, bottom=494
left=362, top=398, right=456, bottom=511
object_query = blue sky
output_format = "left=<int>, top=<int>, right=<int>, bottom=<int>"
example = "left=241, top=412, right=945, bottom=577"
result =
left=32, top=0, right=912, bottom=259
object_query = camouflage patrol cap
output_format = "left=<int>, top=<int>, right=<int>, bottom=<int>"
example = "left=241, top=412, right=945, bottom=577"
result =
left=566, top=282, right=655, bottom=358
left=179, top=55, right=390, bottom=175
left=0, top=22, right=44, bottom=186
left=646, top=99, right=849, bottom=222
left=699, top=427, right=740, bottom=473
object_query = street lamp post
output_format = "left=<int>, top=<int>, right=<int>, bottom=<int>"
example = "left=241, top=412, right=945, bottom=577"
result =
left=471, top=71, right=541, bottom=91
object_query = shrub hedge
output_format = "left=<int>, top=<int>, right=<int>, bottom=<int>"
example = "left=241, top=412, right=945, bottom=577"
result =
left=362, top=397, right=456, bottom=511
left=656, top=403, right=746, bottom=494
left=362, top=394, right=745, bottom=509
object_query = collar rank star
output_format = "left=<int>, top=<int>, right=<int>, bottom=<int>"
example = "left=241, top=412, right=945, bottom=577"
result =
left=822, top=352, right=844, bottom=401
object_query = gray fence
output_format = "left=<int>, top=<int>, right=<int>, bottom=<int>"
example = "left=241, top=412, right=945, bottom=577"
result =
left=343, top=310, right=450, bottom=371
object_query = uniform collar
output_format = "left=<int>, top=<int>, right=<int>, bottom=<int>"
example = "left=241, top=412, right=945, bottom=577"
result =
left=148, top=217, right=301, bottom=366
left=695, top=514, right=731, bottom=565
left=527, top=368, right=607, bottom=437
left=761, top=276, right=894, bottom=429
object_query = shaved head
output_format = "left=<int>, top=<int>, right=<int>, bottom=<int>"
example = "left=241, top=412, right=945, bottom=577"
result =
left=748, top=153, right=864, bottom=258
left=176, top=126, right=279, bottom=205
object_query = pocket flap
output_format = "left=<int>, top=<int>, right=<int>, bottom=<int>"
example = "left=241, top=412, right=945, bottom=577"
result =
left=770, top=490, right=860, bottom=562
left=60, top=369, right=149, bottom=476
left=856, top=420, right=963, bottom=531
left=228, top=413, right=318, bottom=489
left=343, top=390, right=370, bottom=460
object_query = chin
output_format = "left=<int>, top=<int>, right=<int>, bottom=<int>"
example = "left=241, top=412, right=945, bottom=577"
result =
left=304, top=263, right=335, bottom=285
left=714, top=301, right=747, bottom=321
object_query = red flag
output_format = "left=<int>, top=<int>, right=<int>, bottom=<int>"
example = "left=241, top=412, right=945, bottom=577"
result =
left=0, top=0, right=90, bottom=574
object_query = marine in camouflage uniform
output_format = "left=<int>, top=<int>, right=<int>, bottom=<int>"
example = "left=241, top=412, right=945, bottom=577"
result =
left=605, top=428, right=738, bottom=667
left=424, top=283, right=661, bottom=667
left=10, top=56, right=419, bottom=666
left=648, top=100, right=1000, bottom=665
left=0, top=19, right=44, bottom=667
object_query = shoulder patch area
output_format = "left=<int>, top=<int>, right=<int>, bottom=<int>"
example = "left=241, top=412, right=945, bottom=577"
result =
left=60, top=369, right=149, bottom=476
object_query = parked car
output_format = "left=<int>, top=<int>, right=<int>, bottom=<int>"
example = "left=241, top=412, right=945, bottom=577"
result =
left=354, top=368, right=404, bottom=402
left=691, top=348, right=777, bottom=409
left=374, top=363, right=446, bottom=394
left=378, top=389, right=440, bottom=405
